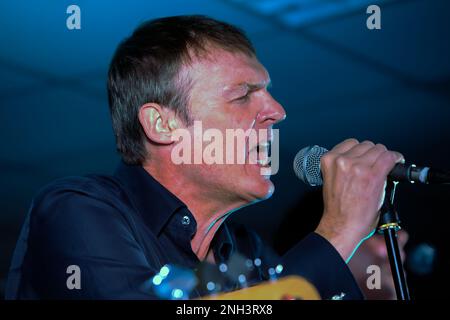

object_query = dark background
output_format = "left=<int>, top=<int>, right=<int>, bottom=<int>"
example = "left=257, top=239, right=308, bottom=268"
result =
left=0, top=0, right=449, bottom=299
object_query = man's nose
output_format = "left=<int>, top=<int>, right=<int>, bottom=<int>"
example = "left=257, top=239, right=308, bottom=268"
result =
left=256, top=94, right=286, bottom=126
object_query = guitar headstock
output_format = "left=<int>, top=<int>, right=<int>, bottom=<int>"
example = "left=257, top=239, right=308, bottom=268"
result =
left=149, top=253, right=313, bottom=300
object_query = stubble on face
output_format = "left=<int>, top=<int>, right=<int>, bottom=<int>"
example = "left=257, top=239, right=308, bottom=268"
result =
left=182, top=47, right=276, bottom=205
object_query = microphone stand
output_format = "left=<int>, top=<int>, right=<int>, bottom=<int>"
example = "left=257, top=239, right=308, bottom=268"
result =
left=377, top=180, right=410, bottom=300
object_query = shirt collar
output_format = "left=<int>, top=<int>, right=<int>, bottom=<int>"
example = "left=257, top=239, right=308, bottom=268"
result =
left=212, top=222, right=235, bottom=263
left=114, top=161, right=189, bottom=236
left=113, top=161, right=235, bottom=263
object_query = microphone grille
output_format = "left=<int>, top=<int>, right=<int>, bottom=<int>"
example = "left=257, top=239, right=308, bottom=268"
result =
left=293, top=145, right=328, bottom=186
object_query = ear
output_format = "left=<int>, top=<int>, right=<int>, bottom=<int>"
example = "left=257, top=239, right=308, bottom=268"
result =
left=138, top=103, right=180, bottom=145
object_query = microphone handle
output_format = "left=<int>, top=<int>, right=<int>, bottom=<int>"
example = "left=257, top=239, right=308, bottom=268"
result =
left=389, top=164, right=450, bottom=184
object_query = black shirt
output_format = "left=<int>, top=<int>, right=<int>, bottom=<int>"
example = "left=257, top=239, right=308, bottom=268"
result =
left=6, top=162, right=363, bottom=299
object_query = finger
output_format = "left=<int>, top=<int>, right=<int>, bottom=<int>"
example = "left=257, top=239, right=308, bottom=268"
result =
left=342, top=140, right=375, bottom=158
left=372, top=150, right=404, bottom=180
left=356, top=143, right=387, bottom=165
left=330, top=138, right=359, bottom=154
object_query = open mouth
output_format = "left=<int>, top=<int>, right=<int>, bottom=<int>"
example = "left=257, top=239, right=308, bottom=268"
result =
left=253, top=141, right=271, bottom=167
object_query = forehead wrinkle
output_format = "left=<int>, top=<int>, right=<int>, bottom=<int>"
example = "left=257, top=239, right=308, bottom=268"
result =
left=188, top=49, right=271, bottom=100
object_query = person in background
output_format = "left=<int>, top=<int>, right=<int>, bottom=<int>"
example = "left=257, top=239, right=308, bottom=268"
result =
left=348, top=231, right=408, bottom=300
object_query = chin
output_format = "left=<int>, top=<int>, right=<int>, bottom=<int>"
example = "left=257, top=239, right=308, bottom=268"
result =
left=245, top=177, right=275, bottom=202
left=261, top=180, right=275, bottom=200
left=238, top=163, right=275, bottom=200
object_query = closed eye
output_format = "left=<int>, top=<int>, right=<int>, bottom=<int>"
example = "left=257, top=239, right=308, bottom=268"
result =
left=234, top=92, right=251, bottom=103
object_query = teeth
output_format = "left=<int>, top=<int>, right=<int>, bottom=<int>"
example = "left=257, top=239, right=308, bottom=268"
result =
left=257, top=159, right=271, bottom=166
left=248, top=141, right=271, bottom=166
left=257, top=143, right=271, bottom=167
left=253, top=142, right=271, bottom=152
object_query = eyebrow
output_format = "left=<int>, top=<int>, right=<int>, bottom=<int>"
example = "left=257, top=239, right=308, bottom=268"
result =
left=247, top=80, right=271, bottom=91
left=222, top=80, right=272, bottom=99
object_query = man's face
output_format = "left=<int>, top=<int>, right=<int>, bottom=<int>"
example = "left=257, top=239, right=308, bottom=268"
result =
left=176, top=47, right=286, bottom=206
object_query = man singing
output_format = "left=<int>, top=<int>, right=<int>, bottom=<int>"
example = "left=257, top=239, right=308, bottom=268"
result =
left=6, top=15, right=403, bottom=299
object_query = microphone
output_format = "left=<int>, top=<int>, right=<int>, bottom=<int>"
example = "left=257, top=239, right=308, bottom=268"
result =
left=293, top=145, right=450, bottom=186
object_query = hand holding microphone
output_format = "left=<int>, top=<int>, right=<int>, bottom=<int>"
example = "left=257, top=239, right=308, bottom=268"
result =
left=293, top=139, right=449, bottom=298
left=297, top=139, right=404, bottom=262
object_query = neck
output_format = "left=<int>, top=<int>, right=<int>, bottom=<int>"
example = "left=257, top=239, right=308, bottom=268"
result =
left=142, top=159, right=248, bottom=261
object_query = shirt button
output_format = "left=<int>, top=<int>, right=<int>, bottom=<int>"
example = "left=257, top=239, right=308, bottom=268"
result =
left=181, top=215, right=190, bottom=226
